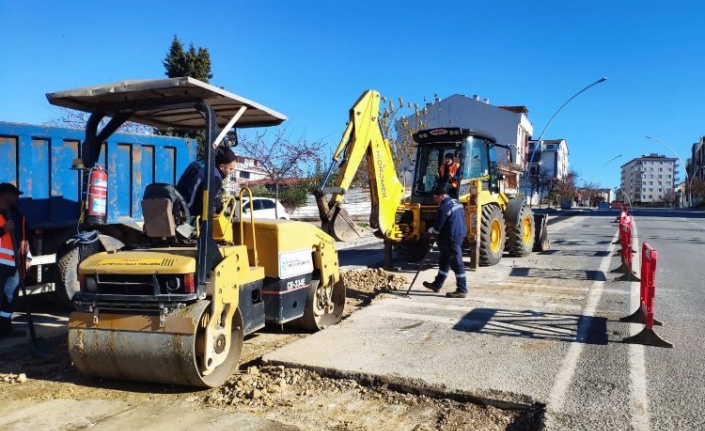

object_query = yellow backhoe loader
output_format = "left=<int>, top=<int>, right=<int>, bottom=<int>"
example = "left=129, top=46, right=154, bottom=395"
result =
left=46, top=77, right=345, bottom=388
left=317, top=90, right=549, bottom=268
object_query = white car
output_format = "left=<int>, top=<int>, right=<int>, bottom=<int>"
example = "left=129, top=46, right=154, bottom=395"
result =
left=237, top=197, right=290, bottom=220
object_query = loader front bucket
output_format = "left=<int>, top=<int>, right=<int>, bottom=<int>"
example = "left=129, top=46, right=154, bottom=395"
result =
left=533, top=213, right=550, bottom=251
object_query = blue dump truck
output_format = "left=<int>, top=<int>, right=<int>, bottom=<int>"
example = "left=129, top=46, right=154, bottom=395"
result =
left=0, top=121, right=196, bottom=306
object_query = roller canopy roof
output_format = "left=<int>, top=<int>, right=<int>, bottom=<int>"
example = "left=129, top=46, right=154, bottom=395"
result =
left=46, top=77, right=287, bottom=129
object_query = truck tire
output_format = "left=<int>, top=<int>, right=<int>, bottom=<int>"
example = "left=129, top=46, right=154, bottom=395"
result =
left=480, top=205, right=505, bottom=266
left=54, top=238, right=102, bottom=308
left=54, top=245, right=80, bottom=308
left=394, top=238, right=432, bottom=262
left=504, top=200, right=535, bottom=257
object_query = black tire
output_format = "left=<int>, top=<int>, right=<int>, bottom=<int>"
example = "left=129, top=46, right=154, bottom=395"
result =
left=504, top=200, right=535, bottom=257
left=394, top=238, right=432, bottom=262
left=287, top=278, right=346, bottom=331
left=53, top=238, right=102, bottom=308
left=54, top=246, right=80, bottom=308
left=479, top=205, right=505, bottom=266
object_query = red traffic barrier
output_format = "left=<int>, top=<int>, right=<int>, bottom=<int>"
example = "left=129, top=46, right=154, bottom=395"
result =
left=620, top=243, right=673, bottom=348
left=611, top=214, right=640, bottom=281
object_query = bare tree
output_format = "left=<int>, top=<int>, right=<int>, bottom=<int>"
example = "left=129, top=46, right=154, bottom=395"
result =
left=380, top=96, right=419, bottom=178
left=580, top=180, right=600, bottom=207
left=692, top=177, right=705, bottom=206
left=551, top=171, right=580, bottom=207
left=238, top=129, right=323, bottom=218
left=45, top=107, right=153, bottom=135
left=536, top=167, right=554, bottom=207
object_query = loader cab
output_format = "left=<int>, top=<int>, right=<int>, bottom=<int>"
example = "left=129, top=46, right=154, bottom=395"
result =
left=411, top=128, right=499, bottom=202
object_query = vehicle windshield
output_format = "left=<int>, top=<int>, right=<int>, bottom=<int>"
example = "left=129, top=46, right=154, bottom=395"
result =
left=412, top=145, right=459, bottom=194
left=412, top=137, right=491, bottom=195
left=461, top=136, right=490, bottom=180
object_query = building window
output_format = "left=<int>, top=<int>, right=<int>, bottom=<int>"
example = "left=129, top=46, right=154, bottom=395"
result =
left=239, top=171, right=250, bottom=179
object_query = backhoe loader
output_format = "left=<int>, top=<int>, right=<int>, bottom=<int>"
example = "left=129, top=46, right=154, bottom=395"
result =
left=47, top=77, right=345, bottom=388
left=317, top=90, right=548, bottom=268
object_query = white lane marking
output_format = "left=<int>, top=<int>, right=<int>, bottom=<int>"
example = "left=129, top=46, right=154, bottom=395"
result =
left=628, top=222, right=650, bottom=431
left=548, top=228, right=617, bottom=412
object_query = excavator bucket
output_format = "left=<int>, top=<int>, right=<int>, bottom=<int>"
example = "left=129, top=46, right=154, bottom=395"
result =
left=315, top=192, right=362, bottom=242
left=533, top=213, right=550, bottom=251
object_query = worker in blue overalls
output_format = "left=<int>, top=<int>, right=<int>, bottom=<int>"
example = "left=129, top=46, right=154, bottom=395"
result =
left=423, top=185, right=467, bottom=298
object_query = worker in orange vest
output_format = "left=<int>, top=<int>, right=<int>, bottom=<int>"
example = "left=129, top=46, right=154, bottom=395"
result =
left=436, top=152, right=460, bottom=197
left=0, top=183, right=31, bottom=338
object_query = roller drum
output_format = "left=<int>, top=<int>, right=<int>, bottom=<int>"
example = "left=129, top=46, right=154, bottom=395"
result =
left=68, top=301, right=244, bottom=388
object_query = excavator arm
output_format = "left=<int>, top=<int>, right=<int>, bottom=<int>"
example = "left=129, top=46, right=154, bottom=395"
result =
left=316, top=90, right=405, bottom=242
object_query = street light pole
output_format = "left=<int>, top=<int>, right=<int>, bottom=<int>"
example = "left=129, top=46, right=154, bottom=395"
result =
left=524, top=77, right=608, bottom=205
left=644, top=135, right=689, bottom=207
left=587, top=154, right=622, bottom=206
left=615, top=187, right=633, bottom=206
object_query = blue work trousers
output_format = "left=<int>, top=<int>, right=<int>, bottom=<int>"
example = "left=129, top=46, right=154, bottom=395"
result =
left=433, top=239, right=467, bottom=293
left=0, top=264, right=19, bottom=318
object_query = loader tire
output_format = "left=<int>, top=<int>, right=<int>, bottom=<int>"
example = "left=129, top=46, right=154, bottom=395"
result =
left=505, top=200, right=535, bottom=257
left=479, top=205, right=505, bottom=266
left=395, top=238, right=432, bottom=263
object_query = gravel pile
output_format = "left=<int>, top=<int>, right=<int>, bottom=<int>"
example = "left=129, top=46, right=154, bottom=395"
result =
left=204, top=365, right=367, bottom=407
left=341, top=268, right=409, bottom=293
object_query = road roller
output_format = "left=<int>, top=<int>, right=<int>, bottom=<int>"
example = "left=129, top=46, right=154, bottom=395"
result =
left=46, top=77, right=346, bottom=387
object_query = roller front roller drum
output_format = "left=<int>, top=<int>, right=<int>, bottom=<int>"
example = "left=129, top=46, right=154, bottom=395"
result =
left=68, top=301, right=244, bottom=388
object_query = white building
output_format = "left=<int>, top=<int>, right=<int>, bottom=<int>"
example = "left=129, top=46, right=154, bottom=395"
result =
left=525, top=139, right=570, bottom=205
left=234, top=155, right=267, bottom=184
left=528, top=139, right=570, bottom=180
left=620, top=153, right=679, bottom=206
left=399, top=94, right=534, bottom=167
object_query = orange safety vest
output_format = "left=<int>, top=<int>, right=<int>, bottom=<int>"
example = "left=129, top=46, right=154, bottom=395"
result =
left=0, top=212, right=25, bottom=268
left=439, top=162, right=460, bottom=188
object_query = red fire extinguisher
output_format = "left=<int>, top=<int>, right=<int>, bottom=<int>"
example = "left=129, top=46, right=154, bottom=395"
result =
left=86, top=165, right=108, bottom=225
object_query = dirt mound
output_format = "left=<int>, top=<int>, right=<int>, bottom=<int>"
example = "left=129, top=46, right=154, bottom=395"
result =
left=341, top=268, right=409, bottom=294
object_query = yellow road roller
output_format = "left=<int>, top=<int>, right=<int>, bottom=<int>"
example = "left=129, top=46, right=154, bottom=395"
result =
left=46, top=77, right=345, bottom=387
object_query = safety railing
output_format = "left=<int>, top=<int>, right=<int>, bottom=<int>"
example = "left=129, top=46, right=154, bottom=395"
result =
left=619, top=242, right=673, bottom=348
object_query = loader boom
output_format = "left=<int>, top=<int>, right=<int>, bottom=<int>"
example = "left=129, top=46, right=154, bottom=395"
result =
left=317, top=90, right=404, bottom=242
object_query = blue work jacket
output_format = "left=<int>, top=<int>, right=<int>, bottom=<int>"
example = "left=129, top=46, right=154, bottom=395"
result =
left=432, top=196, right=467, bottom=242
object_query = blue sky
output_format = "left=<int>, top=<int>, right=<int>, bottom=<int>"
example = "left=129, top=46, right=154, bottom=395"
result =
left=1, top=0, right=703, bottom=189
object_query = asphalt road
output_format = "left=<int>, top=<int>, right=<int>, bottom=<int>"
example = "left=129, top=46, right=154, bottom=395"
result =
left=4, top=208, right=703, bottom=430
left=625, top=208, right=705, bottom=430
left=266, top=208, right=705, bottom=430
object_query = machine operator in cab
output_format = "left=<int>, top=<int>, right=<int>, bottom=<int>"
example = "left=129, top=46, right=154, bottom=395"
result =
left=435, top=152, right=460, bottom=197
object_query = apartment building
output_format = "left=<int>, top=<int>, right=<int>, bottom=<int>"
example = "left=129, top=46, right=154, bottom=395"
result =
left=620, top=153, right=679, bottom=206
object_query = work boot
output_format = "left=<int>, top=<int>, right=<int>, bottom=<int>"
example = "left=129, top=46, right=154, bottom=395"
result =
left=445, top=290, right=467, bottom=299
left=422, top=281, right=441, bottom=293
left=0, top=317, right=26, bottom=338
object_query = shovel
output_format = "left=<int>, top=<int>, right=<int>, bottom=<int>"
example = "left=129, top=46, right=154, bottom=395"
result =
left=402, top=237, right=436, bottom=297
left=5, top=215, right=52, bottom=357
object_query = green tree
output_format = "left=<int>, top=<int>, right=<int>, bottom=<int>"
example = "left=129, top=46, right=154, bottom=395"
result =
left=162, top=35, right=213, bottom=82
left=160, top=35, right=213, bottom=158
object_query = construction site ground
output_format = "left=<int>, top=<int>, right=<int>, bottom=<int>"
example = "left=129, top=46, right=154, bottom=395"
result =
left=0, top=209, right=588, bottom=431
